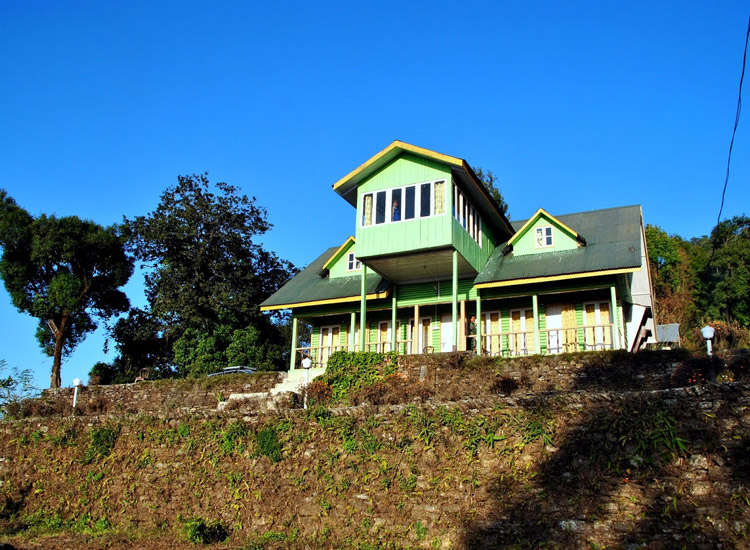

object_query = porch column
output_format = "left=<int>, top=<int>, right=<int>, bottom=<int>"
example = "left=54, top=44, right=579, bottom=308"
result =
left=460, top=300, right=466, bottom=351
left=349, top=311, right=356, bottom=351
left=289, top=316, right=298, bottom=370
left=414, top=304, right=420, bottom=353
left=610, top=285, right=621, bottom=349
left=452, top=250, right=459, bottom=351
left=360, top=266, right=367, bottom=352
left=391, top=287, right=398, bottom=353
left=532, top=294, right=541, bottom=354
left=475, top=293, right=482, bottom=354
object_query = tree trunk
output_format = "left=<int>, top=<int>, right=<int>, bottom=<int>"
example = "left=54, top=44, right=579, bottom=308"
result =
left=50, top=314, right=68, bottom=389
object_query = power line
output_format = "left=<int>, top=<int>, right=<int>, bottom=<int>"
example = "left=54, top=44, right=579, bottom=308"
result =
left=717, top=15, right=750, bottom=227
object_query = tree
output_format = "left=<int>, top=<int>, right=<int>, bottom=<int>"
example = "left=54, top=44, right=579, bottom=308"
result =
left=0, top=190, right=133, bottom=388
left=0, top=359, right=37, bottom=415
left=700, top=215, right=750, bottom=327
left=473, top=167, right=510, bottom=218
left=91, top=308, right=174, bottom=384
left=124, top=174, right=296, bottom=375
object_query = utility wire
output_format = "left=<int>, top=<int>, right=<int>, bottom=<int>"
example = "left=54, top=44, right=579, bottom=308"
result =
left=717, top=15, right=750, bottom=227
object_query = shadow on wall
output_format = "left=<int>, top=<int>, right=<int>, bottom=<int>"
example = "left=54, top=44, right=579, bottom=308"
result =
left=460, top=387, right=749, bottom=548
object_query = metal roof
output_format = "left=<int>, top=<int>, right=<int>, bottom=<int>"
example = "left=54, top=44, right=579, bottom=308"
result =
left=260, top=246, right=389, bottom=309
left=475, top=205, right=643, bottom=285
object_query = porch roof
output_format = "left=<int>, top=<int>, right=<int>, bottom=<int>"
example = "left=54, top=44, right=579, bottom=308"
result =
left=260, top=246, right=390, bottom=311
left=475, top=205, right=643, bottom=286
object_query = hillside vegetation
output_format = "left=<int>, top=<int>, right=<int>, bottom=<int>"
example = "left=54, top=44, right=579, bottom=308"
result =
left=1, top=350, right=749, bottom=549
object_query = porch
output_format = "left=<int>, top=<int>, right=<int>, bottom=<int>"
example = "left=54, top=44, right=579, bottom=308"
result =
left=291, top=289, right=623, bottom=369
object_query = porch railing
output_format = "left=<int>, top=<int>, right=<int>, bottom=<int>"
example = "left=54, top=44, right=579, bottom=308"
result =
left=469, top=323, right=616, bottom=356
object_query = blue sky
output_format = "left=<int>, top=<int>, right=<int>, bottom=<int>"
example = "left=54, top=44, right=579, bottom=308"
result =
left=1, top=1, right=748, bottom=390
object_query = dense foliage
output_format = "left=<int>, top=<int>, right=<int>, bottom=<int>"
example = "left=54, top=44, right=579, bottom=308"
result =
left=100, top=173, right=297, bottom=379
left=646, top=215, right=750, bottom=347
left=0, top=190, right=133, bottom=387
left=473, top=167, right=510, bottom=218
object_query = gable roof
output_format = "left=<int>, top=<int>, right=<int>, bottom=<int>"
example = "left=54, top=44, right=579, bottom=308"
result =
left=475, top=205, right=643, bottom=287
left=508, top=207, right=585, bottom=246
left=332, top=140, right=514, bottom=238
left=260, top=246, right=390, bottom=311
left=319, top=236, right=355, bottom=276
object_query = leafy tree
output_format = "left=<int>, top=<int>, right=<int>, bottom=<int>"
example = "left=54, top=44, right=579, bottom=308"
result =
left=0, top=359, right=37, bottom=415
left=90, top=308, right=174, bottom=384
left=124, top=174, right=296, bottom=375
left=700, top=215, right=750, bottom=327
left=473, top=167, right=509, bottom=218
left=0, top=190, right=133, bottom=388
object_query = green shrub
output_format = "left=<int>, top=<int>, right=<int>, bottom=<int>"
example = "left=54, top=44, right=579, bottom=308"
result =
left=320, top=351, right=398, bottom=402
left=182, top=516, right=230, bottom=544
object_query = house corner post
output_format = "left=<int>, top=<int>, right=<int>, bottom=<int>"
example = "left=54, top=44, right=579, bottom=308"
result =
left=349, top=311, right=356, bottom=351
left=610, top=285, right=621, bottom=349
left=452, top=250, right=458, bottom=351
left=532, top=294, right=540, bottom=354
left=289, top=316, right=298, bottom=370
left=391, top=288, right=397, bottom=353
left=360, top=266, right=367, bottom=352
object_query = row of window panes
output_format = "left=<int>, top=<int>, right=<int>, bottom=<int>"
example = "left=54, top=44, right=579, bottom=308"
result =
left=361, top=180, right=446, bottom=227
left=453, top=182, right=482, bottom=246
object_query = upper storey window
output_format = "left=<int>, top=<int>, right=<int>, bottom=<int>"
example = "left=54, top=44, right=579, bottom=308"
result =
left=361, top=180, right=446, bottom=227
left=347, top=252, right=361, bottom=271
left=453, top=182, right=482, bottom=246
left=535, top=226, right=553, bottom=248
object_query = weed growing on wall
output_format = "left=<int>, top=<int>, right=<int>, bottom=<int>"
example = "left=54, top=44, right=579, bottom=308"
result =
left=180, top=516, right=229, bottom=544
left=83, top=424, right=120, bottom=464
left=256, top=425, right=282, bottom=463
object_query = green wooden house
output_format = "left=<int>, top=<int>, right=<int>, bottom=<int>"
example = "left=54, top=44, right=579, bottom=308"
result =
left=261, top=141, right=656, bottom=370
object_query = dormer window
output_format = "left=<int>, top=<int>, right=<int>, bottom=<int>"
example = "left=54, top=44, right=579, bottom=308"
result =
left=535, top=226, right=553, bottom=248
left=347, top=252, right=361, bottom=271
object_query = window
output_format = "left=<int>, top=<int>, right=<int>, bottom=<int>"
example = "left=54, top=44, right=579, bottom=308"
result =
left=375, top=191, right=386, bottom=224
left=362, top=194, right=373, bottom=226
left=420, top=183, right=431, bottom=217
left=347, top=252, right=361, bottom=271
left=535, top=226, right=553, bottom=248
left=391, top=188, right=402, bottom=222
left=434, top=181, right=445, bottom=215
left=404, top=186, right=415, bottom=219
left=452, top=181, right=482, bottom=246
left=360, top=180, right=446, bottom=226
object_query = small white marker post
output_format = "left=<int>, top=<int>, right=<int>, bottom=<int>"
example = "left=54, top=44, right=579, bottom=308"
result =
left=301, top=355, right=312, bottom=409
left=701, top=325, right=715, bottom=357
left=72, top=378, right=81, bottom=412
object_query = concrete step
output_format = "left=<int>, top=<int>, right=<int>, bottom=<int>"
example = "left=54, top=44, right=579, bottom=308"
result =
left=269, top=368, right=325, bottom=396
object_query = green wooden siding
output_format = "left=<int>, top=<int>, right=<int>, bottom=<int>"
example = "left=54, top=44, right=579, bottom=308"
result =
left=328, top=241, right=358, bottom=279
left=513, top=215, right=579, bottom=256
left=355, top=155, right=453, bottom=258
left=451, top=212, right=495, bottom=273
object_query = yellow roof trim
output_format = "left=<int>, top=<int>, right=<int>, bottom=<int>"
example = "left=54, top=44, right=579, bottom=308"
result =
left=508, top=208, right=580, bottom=246
left=474, top=267, right=639, bottom=289
left=322, top=236, right=355, bottom=272
left=260, top=289, right=391, bottom=311
left=332, top=140, right=463, bottom=191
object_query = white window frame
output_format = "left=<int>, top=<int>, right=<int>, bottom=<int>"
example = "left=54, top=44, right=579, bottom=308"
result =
left=346, top=252, right=361, bottom=272
left=535, top=225, right=554, bottom=248
left=360, top=179, right=447, bottom=227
